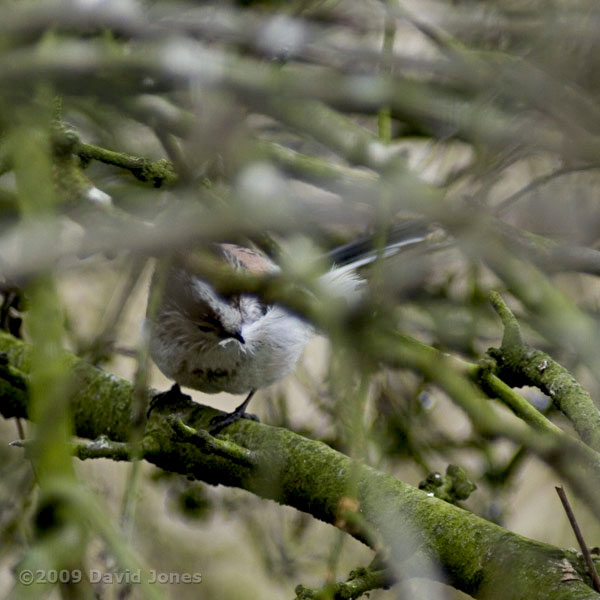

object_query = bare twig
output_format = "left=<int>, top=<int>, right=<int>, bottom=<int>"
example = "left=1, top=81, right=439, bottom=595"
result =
left=495, top=164, right=600, bottom=216
left=556, top=486, right=600, bottom=593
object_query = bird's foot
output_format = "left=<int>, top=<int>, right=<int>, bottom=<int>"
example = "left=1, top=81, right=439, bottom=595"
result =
left=209, top=390, right=259, bottom=435
left=209, top=410, right=259, bottom=435
left=147, top=383, right=192, bottom=418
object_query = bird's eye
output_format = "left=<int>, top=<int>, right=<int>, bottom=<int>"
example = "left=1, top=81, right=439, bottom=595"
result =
left=197, top=323, right=217, bottom=333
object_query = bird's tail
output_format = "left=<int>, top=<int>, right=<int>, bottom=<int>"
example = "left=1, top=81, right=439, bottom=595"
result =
left=326, top=218, right=432, bottom=275
left=319, top=218, right=434, bottom=301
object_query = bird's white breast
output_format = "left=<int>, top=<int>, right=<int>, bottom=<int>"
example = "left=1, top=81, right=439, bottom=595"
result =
left=149, top=306, right=313, bottom=395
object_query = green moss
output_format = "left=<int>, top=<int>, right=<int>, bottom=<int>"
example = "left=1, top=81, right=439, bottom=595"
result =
left=1, top=331, right=598, bottom=599
left=76, top=142, right=178, bottom=187
left=489, top=293, right=600, bottom=451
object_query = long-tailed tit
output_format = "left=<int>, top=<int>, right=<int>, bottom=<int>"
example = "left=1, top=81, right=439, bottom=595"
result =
left=147, top=220, right=431, bottom=433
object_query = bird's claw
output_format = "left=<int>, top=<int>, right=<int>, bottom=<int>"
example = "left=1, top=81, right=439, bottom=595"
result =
left=147, top=383, right=191, bottom=418
left=209, top=411, right=259, bottom=435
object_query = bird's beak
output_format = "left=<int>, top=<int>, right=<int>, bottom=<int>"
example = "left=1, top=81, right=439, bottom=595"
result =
left=218, top=328, right=245, bottom=346
left=231, top=330, right=245, bottom=345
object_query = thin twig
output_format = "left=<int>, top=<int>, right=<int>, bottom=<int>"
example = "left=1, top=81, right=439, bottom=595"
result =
left=495, top=164, right=600, bottom=216
left=555, top=486, right=600, bottom=593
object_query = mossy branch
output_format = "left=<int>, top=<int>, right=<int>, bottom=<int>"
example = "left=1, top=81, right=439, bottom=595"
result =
left=488, top=291, right=600, bottom=452
left=76, top=141, right=178, bottom=187
left=489, top=290, right=523, bottom=347
left=0, top=332, right=599, bottom=599
left=294, top=566, right=393, bottom=600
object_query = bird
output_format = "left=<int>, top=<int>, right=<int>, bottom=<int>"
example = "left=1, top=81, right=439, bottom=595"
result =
left=146, top=220, right=431, bottom=433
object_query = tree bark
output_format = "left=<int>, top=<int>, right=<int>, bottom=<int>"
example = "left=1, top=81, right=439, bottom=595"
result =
left=0, top=331, right=597, bottom=600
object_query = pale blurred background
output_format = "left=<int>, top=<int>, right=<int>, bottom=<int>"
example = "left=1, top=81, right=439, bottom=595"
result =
left=1, top=0, right=600, bottom=598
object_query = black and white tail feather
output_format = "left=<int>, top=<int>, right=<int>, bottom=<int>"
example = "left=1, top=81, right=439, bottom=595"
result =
left=320, top=218, right=432, bottom=299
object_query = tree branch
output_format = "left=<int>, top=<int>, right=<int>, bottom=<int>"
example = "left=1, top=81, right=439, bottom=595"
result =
left=0, top=331, right=598, bottom=599
left=489, top=292, right=600, bottom=452
left=76, top=141, right=178, bottom=187
left=294, top=566, right=393, bottom=600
